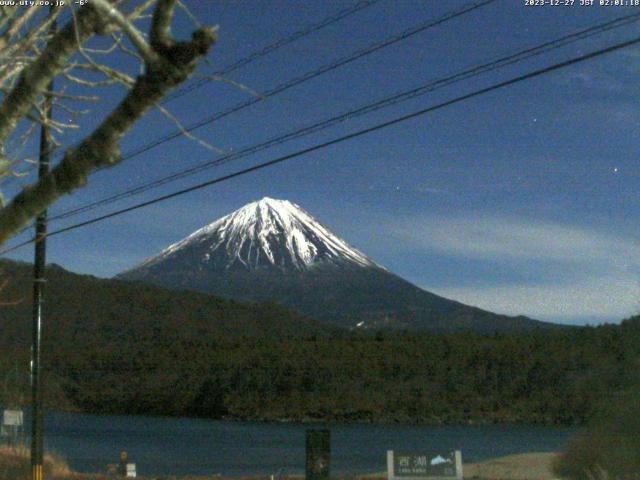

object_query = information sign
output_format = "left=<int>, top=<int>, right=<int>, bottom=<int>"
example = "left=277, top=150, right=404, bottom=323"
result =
left=387, top=450, right=462, bottom=480
left=2, top=410, right=23, bottom=427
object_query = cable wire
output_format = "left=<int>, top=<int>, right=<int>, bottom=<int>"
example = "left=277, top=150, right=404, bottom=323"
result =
left=2, top=0, right=499, bottom=238
left=33, top=0, right=382, bottom=170
left=3, top=32, right=638, bottom=256
left=47, top=11, right=640, bottom=223
left=18, top=0, right=493, bottom=201
left=113, top=0, right=498, bottom=163
left=163, top=0, right=384, bottom=103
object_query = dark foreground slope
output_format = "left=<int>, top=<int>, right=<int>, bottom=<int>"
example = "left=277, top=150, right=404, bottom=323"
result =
left=126, top=262, right=551, bottom=334
left=0, top=258, right=330, bottom=341
left=1, top=258, right=638, bottom=425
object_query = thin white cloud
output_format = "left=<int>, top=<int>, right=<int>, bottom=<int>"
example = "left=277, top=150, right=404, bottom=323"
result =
left=389, top=215, right=640, bottom=323
left=394, top=215, right=639, bottom=270
left=430, top=274, right=640, bottom=324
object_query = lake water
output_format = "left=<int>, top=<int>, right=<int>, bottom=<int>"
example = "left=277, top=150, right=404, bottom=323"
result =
left=32, top=411, right=576, bottom=477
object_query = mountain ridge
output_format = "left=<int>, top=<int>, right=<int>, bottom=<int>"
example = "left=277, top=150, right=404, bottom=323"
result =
left=133, top=197, right=377, bottom=274
left=0, top=258, right=332, bottom=340
left=119, top=197, right=557, bottom=333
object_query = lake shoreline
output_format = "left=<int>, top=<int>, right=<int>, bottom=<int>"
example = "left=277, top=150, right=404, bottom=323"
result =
left=41, top=407, right=583, bottom=428
left=0, top=447, right=561, bottom=480
left=11, top=411, right=575, bottom=478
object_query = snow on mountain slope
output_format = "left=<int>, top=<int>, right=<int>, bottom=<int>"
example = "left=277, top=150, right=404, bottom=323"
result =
left=136, top=197, right=377, bottom=272
left=119, top=197, right=553, bottom=333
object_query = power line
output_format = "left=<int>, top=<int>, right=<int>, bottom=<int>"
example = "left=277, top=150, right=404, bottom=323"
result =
left=114, top=0, right=498, bottom=163
left=3, top=32, right=638, bottom=256
left=47, top=11, right=640, bottom=223
left=3, top=0, right=498, bottom=238
left=22, top=0, right=382, bottom=173
left=163, top=0, right=384, bottom=103
left=9, top=0, right=493, bottom=213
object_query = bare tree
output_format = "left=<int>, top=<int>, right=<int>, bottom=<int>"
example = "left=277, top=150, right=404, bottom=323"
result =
left=0, top=0, right=217, bottom=245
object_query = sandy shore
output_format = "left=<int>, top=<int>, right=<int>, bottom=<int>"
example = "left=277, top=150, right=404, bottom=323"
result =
left=463, top=452, right=559, bottom=480
left=1, top=447, right=561, bottom=480
left=361, top=452, right=560, bottom=480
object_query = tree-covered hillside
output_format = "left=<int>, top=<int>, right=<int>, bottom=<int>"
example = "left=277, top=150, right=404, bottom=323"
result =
left=1, top=259, right=638, bottom=425
left=47, top=319, right=638, bottom=424
left=0, top=259, right=330, bottom=340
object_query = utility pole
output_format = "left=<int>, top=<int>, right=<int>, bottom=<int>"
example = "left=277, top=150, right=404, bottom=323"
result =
left=31, top=88, right=51, bottom=480
left=31, top=9, right=55, bottom=480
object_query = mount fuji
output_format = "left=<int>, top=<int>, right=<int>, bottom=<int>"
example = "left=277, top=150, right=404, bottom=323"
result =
left=118, top=197, right=553, bottom=333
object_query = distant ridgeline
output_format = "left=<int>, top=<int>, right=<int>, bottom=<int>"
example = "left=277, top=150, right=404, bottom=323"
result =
left=118, top=197, right=555, bottom=334
left=1, top=258, right=639, bottom=425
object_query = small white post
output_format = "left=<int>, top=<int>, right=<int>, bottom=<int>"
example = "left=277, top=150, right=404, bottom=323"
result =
left=455, top=451, right=463, bottom=480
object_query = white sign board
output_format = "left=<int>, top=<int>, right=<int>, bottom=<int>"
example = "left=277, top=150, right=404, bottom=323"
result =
left=387, top=450, right=463, bottom=480
left=3, top=410, right=23, bottom=426
left=126, top=463, right=137, bottom=478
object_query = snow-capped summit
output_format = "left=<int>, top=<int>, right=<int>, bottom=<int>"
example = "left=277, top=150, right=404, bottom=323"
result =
left=134, top=197, right=376, bottom=273
left=119, top=197, right=552, bottom=333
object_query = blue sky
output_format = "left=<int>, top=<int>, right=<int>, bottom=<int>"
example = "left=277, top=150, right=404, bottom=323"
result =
left=3, top=0, right=640, bottom=325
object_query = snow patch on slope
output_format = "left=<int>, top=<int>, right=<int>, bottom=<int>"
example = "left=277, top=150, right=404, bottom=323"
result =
left=137, top=197, right=377, bottom=271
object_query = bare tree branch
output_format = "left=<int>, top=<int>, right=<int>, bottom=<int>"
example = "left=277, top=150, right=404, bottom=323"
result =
left=126, top=0, right=158, bottom=21
left=150, top=0, right=176, bottom=50
left=155, top=103, right=224, bottom=154
left=0, top=2, right=217, bottom=244
left=91, top=0, right=160, bottom=64
left=0, top=6, right=101, bottom=148
left=0, top=10, right=61, bottom=72
left=0, top=8, right=40, bottom=51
